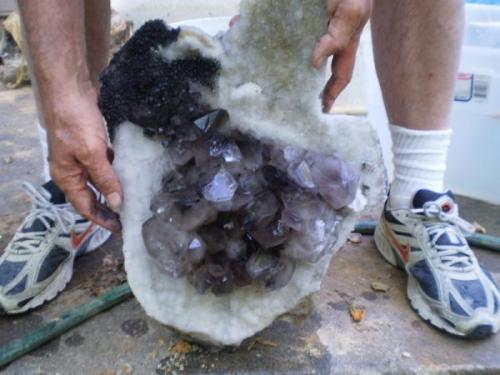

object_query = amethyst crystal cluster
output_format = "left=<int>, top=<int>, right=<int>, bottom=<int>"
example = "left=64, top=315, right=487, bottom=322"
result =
left=141, top=108, right=359, bottom=295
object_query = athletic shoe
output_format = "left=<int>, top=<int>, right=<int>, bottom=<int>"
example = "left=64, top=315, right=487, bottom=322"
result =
left=0, top=181, right=111, bottom=314
left=374, top=189, right=500, bottom=338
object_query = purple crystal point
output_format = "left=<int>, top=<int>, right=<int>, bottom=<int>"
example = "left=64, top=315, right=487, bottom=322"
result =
left=280, top=192, right=324, bottom=232
left=167, top=141, right=194, bottom=166
left=209, top=262, right=234, bottom=295
left=308, top=154, right=359, bottom=209
left=222, top=140, right=242, bottom=163
left=240, top=191, right=280, bottom=231
left=238, top=138, right=263, bottom=171
left=284, top=216, right=336, bottom=263
left=287, top=160, right=316, bottom=189
left=186, top=235, right=206, bottom=263
left=190, top=264, right=214, bottom=294
left=251, top=220, right=290, bottom=249
left=198, top=225, right=228, bottom=255
left=260, top=165, right=293, bottom=190
left=194, top=109, right=229, bottom=133
left=202, top=168, right=238, bottom=202
left=225, top=237, right=247, bottom=260
left=151, top=188, right=217, bottom=231
left=265, top=256, right=295, bottom=291
left=245, top=251, right=279, bottom=280
left=142, top=216, right=189, bottom=278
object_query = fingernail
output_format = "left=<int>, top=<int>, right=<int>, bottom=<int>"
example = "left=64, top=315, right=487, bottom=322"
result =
left=107, top=192, right=122, bottom=212
left=95, top=205, right=122, bottom=232
left=107, top=148, right=115, bottom=163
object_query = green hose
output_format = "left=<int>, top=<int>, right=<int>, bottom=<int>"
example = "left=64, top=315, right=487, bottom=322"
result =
left=0, top=283, right=132, bottom=369
left=1, top=222, right=499, bottom=368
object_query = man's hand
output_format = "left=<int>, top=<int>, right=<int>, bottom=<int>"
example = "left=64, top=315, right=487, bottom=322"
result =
left=45, top=84, right=122, bottom=232
left=18, top=0, right=121, bottom=232
left=312, top=0, right=372, bottom=112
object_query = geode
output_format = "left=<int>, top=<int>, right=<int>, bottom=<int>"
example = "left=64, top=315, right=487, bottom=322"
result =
left=103, top=0, right=386, bottom=346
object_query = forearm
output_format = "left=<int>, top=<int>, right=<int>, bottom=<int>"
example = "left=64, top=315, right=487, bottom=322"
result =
left=18, top=0, right=91, bottom=117
left=18, top=0, right=121, bottom=230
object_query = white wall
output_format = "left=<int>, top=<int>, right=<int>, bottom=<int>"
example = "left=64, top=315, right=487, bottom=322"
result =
left=0, top=0, right=16, bottom=16
left=111, top=0, right=240, bottom=28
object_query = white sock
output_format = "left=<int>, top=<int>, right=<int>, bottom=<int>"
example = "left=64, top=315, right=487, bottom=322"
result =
left=389, top=124, right=452, bottom=209
left=37, top=121, right=51, bottom=182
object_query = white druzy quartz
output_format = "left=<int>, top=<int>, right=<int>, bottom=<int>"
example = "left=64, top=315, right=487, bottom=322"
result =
left=113, top=0, right=386, bottom=346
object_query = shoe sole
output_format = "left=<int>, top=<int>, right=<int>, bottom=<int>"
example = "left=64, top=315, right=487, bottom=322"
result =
left=374, top=220, right=495, bottom=339
left=374, top=221, right=401, bottom=269
left=0, top=227, right=111, bottom=315
left=1, top=254, right=76, bottom=315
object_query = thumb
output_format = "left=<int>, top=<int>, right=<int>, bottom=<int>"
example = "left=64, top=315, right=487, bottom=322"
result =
left=312, top=17, right=359, bottom=68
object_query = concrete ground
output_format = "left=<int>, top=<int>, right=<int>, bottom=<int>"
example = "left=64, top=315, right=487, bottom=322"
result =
left=1, top=86, right=500, bottom=375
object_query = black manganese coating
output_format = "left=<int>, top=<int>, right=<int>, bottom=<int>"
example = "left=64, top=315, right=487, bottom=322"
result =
left=98, top=20, right=221, bottom=139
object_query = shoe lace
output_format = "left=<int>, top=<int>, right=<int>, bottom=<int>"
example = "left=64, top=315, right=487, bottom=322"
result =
left=410, top=202, right=476, bottom=272
left=9, top=182, right=76, bottom=255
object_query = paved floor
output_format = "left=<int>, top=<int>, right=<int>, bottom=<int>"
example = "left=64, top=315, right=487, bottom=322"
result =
left=1, top=86, right=500, bottom=375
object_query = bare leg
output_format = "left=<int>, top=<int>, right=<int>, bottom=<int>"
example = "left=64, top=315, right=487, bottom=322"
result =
left=371, top=0, right=464, bottom=131
left=371, top=2, right=500, bottom=340
left=371, top=0, right=464, bottom=208
left=84, top=0, right=111, bottom=88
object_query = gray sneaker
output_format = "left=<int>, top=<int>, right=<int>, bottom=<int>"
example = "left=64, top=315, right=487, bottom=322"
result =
left=375, top=189, right=500, bottom=338
left=0, top=181, right=111, bottom=314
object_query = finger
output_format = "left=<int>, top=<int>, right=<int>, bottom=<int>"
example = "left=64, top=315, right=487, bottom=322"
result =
left=86, top=150, right=123, bottom=213
left=89, top=149, right=114, bottom=185
left=69, top=188, right=121, bottom=232
left=54, top=166, right=121, bottom=232
left=321, top=37, right=359, bottom=112
left=312, top=3, right=364, bottom=68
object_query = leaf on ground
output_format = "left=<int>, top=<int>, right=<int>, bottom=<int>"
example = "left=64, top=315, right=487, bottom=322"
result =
left=247, top=340, right=256, bottom=351
left=371, top=281, right=390, bottom=293
left=2, top=156, right=14, bottom=164
left=247, top=338, right=278, bottom=350
left=309, top=347, right=322, bottom=358
left=256, top=339, right=278, bottom=347
left=472, top=221, right=487, bottom=234
left=349, top=305, right=365, bottom=322
left=122, top=364, right=133, bottom=375
left=169, top=339, right=192, bottom=354
left=347, top=233, right=363, bottom=244
left=94, top=370, right=117, bottom=375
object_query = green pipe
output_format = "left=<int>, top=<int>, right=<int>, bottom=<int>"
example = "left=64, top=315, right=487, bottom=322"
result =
left=1, top=222, right=500, bottom=368
left=354, top=220, right=500, bottom=252
left=0, top=282, right=132, bottom=369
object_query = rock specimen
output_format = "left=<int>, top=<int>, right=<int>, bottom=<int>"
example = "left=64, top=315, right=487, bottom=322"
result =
left=105, top=0, right=386, bottom=346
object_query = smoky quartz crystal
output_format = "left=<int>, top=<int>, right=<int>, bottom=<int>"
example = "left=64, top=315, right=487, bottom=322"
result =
left=142, top=108, right=359, bottom=295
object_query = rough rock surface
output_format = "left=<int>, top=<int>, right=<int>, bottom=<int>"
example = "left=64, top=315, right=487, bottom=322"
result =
left=109, top=0, right=386, bottom=345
